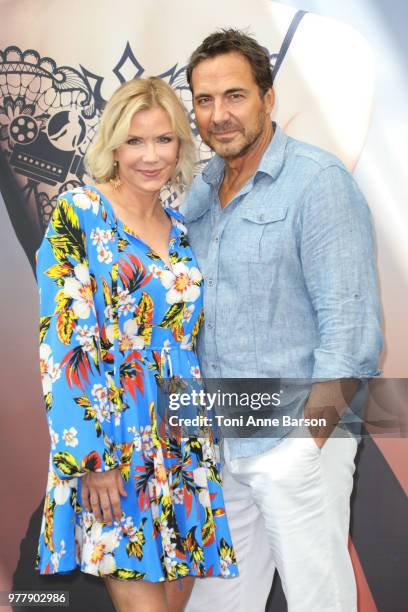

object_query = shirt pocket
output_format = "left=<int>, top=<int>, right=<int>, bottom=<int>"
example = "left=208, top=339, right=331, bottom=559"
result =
left=235, top=206, right=288, bottom=263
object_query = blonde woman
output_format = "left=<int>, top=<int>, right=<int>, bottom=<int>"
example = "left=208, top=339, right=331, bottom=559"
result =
left=35, top=77, right=237, bottom=612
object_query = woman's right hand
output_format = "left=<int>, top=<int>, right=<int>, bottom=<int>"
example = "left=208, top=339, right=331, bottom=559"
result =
left=81, top=467, right=127, bottom=524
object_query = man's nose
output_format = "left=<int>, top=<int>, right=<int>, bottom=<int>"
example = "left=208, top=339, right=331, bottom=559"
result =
left=211, top=99, right=230, bottom=124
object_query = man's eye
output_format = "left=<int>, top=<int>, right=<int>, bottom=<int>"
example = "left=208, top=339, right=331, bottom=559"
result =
left=229, top=93, right=244, bottom=101
left=197, top=98, right=211, bottom=106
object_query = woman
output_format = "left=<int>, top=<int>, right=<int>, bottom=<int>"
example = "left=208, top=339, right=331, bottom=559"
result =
left=35, top=77, right=238, bottom=612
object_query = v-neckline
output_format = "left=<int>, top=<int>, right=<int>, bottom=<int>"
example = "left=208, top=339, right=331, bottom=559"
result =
left=89, top=184, right=177, bottom=273
left=121, top=217, right=175, bottom=272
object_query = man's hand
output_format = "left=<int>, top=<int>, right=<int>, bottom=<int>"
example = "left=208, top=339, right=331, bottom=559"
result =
left=304, top=379, right=359, bottom=449
left=81, top=467, right=127, bottom=524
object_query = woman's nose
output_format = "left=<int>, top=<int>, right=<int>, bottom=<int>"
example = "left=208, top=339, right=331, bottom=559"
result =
left=142, top=142, right=159, bottom=162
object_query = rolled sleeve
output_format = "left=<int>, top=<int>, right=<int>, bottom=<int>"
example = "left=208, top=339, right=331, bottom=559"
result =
left=300, top=165, right=383, bottom=379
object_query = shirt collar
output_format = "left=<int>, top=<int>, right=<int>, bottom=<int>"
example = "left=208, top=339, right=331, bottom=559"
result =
left=257, top=123, right=288, bottom=180
left=202, top=122, right=288, bottom=186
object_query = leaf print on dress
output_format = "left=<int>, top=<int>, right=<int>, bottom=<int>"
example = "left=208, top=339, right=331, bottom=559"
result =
left=122, top=516, right=147, bottom=559
left=48, top=198, right=86, bottom=264
left=118, top=253, right=152, bottom=295
left=134, top=291, right=154, bottom=346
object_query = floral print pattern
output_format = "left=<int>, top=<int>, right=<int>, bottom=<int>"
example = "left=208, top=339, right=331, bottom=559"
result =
left=35, top=186, right=238, bottom=582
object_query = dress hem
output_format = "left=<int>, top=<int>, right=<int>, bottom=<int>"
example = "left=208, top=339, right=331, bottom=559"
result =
left=34, top=565, right=239, bottom=582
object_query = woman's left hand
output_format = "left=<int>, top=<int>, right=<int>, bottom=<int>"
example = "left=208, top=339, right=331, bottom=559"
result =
left=81, top=467, right=127, bottom=525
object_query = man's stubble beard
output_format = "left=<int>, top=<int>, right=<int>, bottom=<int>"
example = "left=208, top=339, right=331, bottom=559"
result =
left=202, top=110, right=268, bottom=161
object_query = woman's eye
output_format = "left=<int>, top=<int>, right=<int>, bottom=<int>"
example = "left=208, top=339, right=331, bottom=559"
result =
left=127, top=138, right=142, bottom=145
left=158, top=136, right=173, bottom=143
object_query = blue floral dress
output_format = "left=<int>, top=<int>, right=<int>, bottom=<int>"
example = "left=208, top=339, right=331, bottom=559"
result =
left=35, top=185, right=238, bottom=582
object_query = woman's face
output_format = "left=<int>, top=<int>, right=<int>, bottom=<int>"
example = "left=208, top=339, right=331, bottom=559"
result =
left=113, top=105, right=179, bottom=195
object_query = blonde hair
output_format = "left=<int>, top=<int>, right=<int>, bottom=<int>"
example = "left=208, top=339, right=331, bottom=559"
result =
left=85, top=77, right=195, bottom=189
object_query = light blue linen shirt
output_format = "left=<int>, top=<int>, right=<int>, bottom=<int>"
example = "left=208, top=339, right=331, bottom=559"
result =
left=182, top=124, right=382, bottom=459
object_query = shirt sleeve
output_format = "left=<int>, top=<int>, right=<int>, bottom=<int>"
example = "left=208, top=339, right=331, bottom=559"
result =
left=299, top=165, right=383, bottom=379
left=37, top=193, right=119, bottom=480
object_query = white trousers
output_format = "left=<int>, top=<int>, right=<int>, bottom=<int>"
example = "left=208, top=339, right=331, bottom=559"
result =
left=186, top=428, right=358, bottom=612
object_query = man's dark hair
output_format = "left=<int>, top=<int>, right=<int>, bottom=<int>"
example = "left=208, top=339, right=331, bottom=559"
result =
left=186, top=29, right=273, bottom=96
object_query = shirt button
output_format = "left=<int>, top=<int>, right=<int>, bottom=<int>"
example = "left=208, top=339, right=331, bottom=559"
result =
left=207, top=322, right=214, bottom=330
left=208, top=279, right=214, bottom=286
left=211, top=364, right=217, bottom=370
left=214, top=236, right=220, bottom=243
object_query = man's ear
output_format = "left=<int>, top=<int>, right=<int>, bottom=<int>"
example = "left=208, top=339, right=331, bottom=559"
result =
left=264, top=87, right=275, bottom=114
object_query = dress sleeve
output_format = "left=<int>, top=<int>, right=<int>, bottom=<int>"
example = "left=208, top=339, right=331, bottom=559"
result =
left=37, top=193, right=119, bottom=480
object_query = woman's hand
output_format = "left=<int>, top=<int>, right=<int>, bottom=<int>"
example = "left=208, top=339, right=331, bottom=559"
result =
left=81, top=468, right=127, bottom=525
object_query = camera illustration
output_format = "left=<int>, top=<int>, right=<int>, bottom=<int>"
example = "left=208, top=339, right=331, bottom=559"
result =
left=9, top=110, right=86, bottom=185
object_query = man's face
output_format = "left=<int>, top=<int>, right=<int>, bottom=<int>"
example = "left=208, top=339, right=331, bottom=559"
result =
left=191, top=51, right=274, bottom=159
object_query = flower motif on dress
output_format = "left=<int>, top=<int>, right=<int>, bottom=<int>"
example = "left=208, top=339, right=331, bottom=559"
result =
left=91, top=227, right=115, bottom=264
left=201, top=439, right=217, bottom=464
left=62, top=427, right=79, bottom=448
left=173, top=487, right=184, bottom=504
left=92, top=383, right=109, bottom=405
left=160, top=262, right=202, bottom=304
left=180, top=334, right=193, bottom=351
left=75, top=324, right=99, bottom=352
left=109, top=403, right=124, bottom=428
left=218, top=539, right=237, bottom=577
left=82, top=517, right=121, bottom=576
left=190, top=365, right=202, bottom=381
left=90, top=383, right=111, bottom=425
left=63, top=263, right=95, bottom=319
left=164, top=556, right=178, bottom=575
left=182, top=304, right=195, bottom=323
left=148, top=263, right=163, bottom=279
left=121, top=515, right=147, bottom=559
left=72, top=190, right=100, bottom=215
left=127, top=426, right=143, bottom=452
left=40, top=343, right=61, bottom=394
left=90, top=227, right=114, bottom=247
left=193, top=467, right=207, bottom=489
left=47, top=418, right=59, bottom=450
left=104, top=304, right=114, bottom=322
left=46, top=465, right=77, bottom=506
left=106, top=319, right=145, bottom=352
left=149, top=457, right=169, bottom=500
left=94, top=401, right=111, bottom=425
left=140, top=426, right=154, bottom=459
left=117, top=288, right=136, bottom=315
left=161, top=521, right=178, bottom=559
left=50, top=540, right=66, bottom=573
left=96, top=244, right=113, bottom=264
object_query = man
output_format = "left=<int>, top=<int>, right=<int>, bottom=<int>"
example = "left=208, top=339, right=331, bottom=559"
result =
left=182, top=30, right=382, bottom=612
